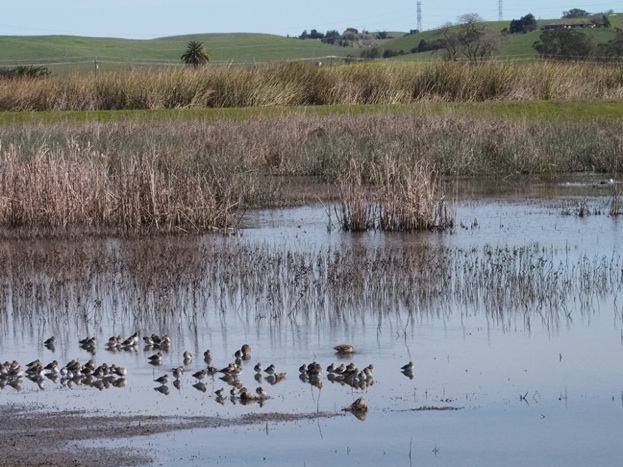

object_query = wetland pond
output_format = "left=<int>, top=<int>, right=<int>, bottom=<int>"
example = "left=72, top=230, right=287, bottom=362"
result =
left=1, top=175, right=622, bottom=466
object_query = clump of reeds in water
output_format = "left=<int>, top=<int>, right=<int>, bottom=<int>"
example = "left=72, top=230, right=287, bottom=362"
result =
left=335, top=159, right=375, bottom=232
left=375, top=158, right=453, bottom=232
left=335, top=158, right=453, bottom=232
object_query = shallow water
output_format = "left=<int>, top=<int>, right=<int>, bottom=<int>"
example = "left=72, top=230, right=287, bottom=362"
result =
left=1, top=176, right=623, bottom=465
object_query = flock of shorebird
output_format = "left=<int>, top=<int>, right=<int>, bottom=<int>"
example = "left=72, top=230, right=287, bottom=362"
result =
left=0, top=335, right=414, bottom=413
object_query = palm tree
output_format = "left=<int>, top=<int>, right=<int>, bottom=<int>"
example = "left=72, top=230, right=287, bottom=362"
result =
left=180, top=41, right=210, bottom=68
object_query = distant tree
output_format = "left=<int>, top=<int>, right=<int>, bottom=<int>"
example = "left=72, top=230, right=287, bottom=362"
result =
left=408, top=29, right=420, bottom=35
left=533, top=29, right=593, bottom=59
left=509, top=13, right=537, bottom=34
left=342, top=28, right=359, bottom=41
left=562, top=8, right=590, bottom=19
left=597, top=28, right=623, bottom=58
left=0, top=65, right=50, bottom=80
left=376, top=31, right=388, bottom=39
left=180, top=41, right=210, bottom=68
left=360, top=47, right=380, bottom=60
left=382, top=49, right=397, bottom=58
left=590, top=14, right=611, bottom=28
left=299, top=30, right=308, bottom=40
left=309, top=29, right=324, bottom=39
left=411, top=38, right=445, bottom=54
left=321, top=30, right=341, bottom=44
left=437, top=14, right=499, bottom=63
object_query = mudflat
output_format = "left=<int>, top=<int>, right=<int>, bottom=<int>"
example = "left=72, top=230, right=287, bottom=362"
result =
left=0, top=404, right=339, bottom=466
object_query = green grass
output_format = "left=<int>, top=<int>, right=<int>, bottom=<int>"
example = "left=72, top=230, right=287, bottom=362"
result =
left=3, top=98, right=623, bottom=126
left=0, top=33, right=355, bottom=72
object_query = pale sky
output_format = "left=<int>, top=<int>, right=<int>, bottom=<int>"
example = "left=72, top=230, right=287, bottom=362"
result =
left=0, top=1, right=615, bottom=39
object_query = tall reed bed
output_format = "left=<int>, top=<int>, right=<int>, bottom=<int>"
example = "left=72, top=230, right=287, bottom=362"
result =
left=0, top=114, right=621, bottom=235
left=3, top=61, right=623, bottom=110
left=0, top=123, right=262, bottom=235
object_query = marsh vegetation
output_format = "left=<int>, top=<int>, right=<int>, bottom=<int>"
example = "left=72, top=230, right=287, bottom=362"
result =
left=0, top=114, right=621, bottom=235
left=3, top=61, right=623, bottom=111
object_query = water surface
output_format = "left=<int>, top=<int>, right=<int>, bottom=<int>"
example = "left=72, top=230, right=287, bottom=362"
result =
left=1, top=176, right=622, bottom=465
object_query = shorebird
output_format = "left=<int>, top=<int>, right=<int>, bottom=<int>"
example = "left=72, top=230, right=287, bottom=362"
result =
left=240, top=344, right=251, bottom=356
left=401, top=361, right=414, bottom=372
left=148, top=352, right=163, bottom=365
left=143, top=335, right=156, bottom=346
left=256, top=386, right=268, bottom=398
left=154, top=385, right=170, bottom=395
left=215, top=387, right=225, bottom=398
left=253, top=363, right=263, bottom=373
left=172, top=366, right=184, bottom=379
left=183, top=351, right=193, bottom=365
left=111, top=365, right=127, bottom=377
left=44, top=336, right=56, bottom=348
left=120, top=332, right=138, bottom=348
left=333, top=344, right=355, bottom=354
left=264, top=364, right=276, bottom=375
left=193, top=382, right=207, bottom=392
left=44, top=360, right=58, bottom=373
left=203, top=349, right=213, bottom=364
left=154, top=374, right=169, bottom=385
left=344, top=397, right=368, bottom=413
left=192, top=369, right=207, bottom=381
left=307, top=362, right=322, bottom=377
left=106, top=336, right=121, bottom=349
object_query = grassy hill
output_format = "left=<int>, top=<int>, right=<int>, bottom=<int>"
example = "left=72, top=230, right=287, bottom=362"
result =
left=0, top=33, right=356, bottom=72
left=382, top=13, right=623, bottom=59
left=0, top=13, right=622, bottom=72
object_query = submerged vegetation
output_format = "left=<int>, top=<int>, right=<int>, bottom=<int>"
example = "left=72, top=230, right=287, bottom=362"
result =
left=0, top=238, right=621, bottom=334
left=0, top=113, right=621, bottom=235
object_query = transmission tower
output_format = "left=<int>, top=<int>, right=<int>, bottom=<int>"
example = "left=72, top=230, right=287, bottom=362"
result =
left=498, top=0, right=503, bottom=21
left=417, top=2, right=422, bottom=32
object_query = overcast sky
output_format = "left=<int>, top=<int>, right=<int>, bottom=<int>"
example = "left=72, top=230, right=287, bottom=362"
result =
left=0, top=1, right=615, bottom=39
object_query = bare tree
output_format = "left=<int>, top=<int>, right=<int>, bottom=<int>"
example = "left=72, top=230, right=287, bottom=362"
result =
left=437, top=14, right=499, bottom=63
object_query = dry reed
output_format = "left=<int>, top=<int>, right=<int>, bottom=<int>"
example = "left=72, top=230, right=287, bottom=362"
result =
left=0, top=114, right=621, bottom=235
left=335, top=158, right=454, bottom=232
left=3, top=61, right=623, bottom=110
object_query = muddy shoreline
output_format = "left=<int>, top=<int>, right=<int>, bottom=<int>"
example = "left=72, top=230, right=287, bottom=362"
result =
left=0, top=404, right=340, bottom=466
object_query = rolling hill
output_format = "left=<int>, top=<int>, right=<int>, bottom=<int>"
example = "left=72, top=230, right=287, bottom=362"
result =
left=0, top=33, right=356, bottom=72
left=0, top=12, right=622, bottom=73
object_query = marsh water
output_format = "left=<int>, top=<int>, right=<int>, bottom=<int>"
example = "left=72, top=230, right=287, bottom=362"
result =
left=1, top=174, right=623, bottom=466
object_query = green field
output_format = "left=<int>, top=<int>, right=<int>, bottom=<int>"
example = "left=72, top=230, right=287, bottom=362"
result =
left=1, top=13, right=622, bottom=71
left=0, top=33, right=356, bottom=72
left=383, top=13, right=623, bottom=59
